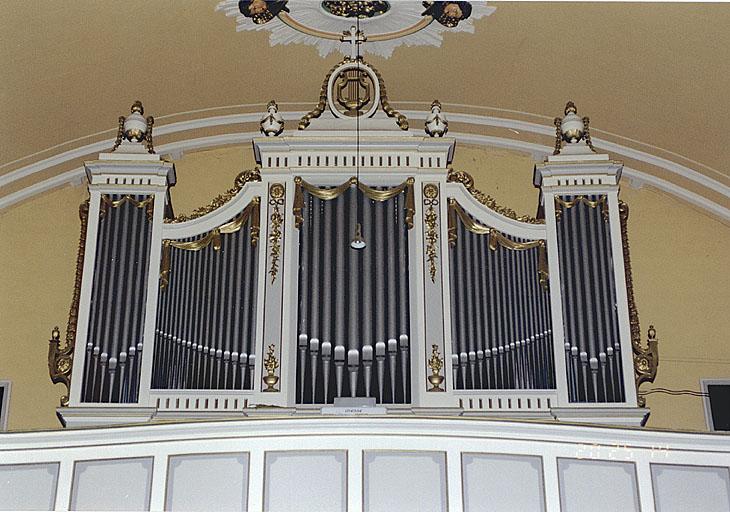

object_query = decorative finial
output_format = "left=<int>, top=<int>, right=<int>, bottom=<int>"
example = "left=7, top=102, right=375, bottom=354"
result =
left=112, top=100, right=155, bottom=154
left=427, top=344, right=445, bottom=392
left=425, top=99, right=448, bottom=137
left=552, top=101, right=596, bottom=155
left=260, top=100, right=285, bottom=137
left=262, top=343, right=280, bottom=391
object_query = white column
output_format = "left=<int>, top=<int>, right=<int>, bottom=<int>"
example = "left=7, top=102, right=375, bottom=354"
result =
left=607, top=192, right=639, bottom=406
left=69, top=190, right=102, bottom=406
left=542, top=191, right=570, bottom=407
left=138, top=191, right=169, bottom=407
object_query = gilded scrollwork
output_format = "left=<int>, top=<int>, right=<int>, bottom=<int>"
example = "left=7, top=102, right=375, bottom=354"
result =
left=619, top=200, right=659, bottom=407
left=268, top=183, right=285, bottom=283
left=446, top=168, right=543, bottom=224
left=167, top=168, right=262, bottom=223
left=423, top=184, right=440, bottom=283
left=47, top=199, right=89, bottom=407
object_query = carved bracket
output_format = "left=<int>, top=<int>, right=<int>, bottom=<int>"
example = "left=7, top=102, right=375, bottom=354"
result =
left=48, top=327, right=73, bottom=407
left=634, top=325, right=659, bottom=407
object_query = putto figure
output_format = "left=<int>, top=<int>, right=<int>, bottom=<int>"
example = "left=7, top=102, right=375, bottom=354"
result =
left=422, top=1, right=472, bottom=28
left=238, top=0, right=289, bottom=24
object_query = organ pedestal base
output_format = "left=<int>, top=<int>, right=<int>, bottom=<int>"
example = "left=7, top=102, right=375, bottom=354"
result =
left=551, top=406, right=650, bottom=427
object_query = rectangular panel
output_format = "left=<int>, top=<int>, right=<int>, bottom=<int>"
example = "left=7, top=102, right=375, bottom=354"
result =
left=652, top=464, right=730, bottom=512
left=364, top=451, right=447, bottom=512
left=166, top=453, right=249, bottom=511
left=70, top=457, right=153, bottom=511
left=558, top=458, right=639, bottom=512
left=462, top=453, right=545, bottom=512
left=0, top=462, right=59, bottom=511
left=264, top=450, right=346, bottom=512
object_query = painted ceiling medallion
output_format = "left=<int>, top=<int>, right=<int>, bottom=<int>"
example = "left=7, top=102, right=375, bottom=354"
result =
left=216, top=1, right=496, bottom=58
left=321, top=1, right=390, bottom=19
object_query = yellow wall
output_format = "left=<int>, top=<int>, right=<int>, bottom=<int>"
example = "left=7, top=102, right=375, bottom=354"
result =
left=0, top=145, right=727, bottom=431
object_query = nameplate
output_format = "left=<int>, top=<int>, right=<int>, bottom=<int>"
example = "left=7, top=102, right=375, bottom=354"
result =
left=321, top=406, right=387, bottom=416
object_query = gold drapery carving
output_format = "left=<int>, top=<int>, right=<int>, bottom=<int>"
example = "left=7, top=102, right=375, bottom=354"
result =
left=619, top=200, right=659, bottom=406
left=293, top=176, right=415, bottom=230
left=370, top=64, right=408, bottom=130
left=446, top=168, right=543, bottom=224
left=166, top=168, right=262, bottom=223
left=448, top=199, right=545, bottom=252
left=160, top=197, right=261, bottom=289
left=100, top=194, right=154, bottom=221
left=48, top=199, right=89, bottom=406
left=554, top=194, right=609, bottom=222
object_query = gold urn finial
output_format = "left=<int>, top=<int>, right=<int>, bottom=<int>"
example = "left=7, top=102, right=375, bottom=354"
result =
left=552, top=100, right=596, bottom=155
left=51, top=325, right=60, bottom=341
left=262, top=344, right=280, bottom=392
left=427, top=344, right=445, bottom=392
left=111, top=100, right=156, bottom=154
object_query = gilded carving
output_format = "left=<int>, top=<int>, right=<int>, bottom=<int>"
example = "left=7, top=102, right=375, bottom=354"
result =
left=99, top=194, right=154, bottom=221
left=268, top=183, right=285, bottom=283
left=167, top=168, right=262, bottom=223
left=160, top=198, right=261, bottom=289
left=448, top=199, right=545, bottom=252
left=293, top=176, right=415, bottom=230
left=427, top=344, right=445, bottom=392
left=262, top=344, right=280, bottom=392
left=423, top=184, right=440, bottom=283
left=620, top=200, right=659, bottom=406
left=446, top=168, right=543, bottom=224
left=554, top=195, right=609, bottom=222
left=47, top=200, right=89, bottom=407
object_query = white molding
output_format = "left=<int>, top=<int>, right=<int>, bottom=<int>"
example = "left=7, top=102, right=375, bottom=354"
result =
left=1, top=112, right=728, bottom=220
left=2, top=416, right=730, bottom=454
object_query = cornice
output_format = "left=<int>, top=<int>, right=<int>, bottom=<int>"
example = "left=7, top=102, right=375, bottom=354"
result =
left=0, top=111, right=728, bottom=221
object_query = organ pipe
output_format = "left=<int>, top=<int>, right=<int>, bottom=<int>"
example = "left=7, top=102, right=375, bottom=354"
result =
left=448, top=200, right=555, bottom=391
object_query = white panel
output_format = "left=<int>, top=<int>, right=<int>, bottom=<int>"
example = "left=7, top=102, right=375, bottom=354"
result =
left=70, top=457, right=152, bottom=511
left=652, top=464, right=730, bottom=512
left=264, top=450, right=346, bottom=512
left=166, top=453, right=249, bottom=512
left=0, top=463, right=59, bottom=511
left=462, top=453, right=545, bottom=512
left=558, top=458, right=639, bottom=512
left=364, top=451, right=447, bottom=512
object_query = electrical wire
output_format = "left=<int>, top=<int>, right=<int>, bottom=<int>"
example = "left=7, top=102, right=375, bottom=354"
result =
left=638, top=387, right=708, bottom=397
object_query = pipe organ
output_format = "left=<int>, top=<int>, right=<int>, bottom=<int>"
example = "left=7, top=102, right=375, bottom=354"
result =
left=447, top=201, right=555, bottom=391
left=54, top=59, right=650, bottom=428
left=153, top=198, right=260, bottom=392
left=295, top=179, right=414, bottom=404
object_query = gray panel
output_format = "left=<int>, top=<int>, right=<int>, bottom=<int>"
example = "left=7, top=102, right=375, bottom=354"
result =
left=462, top=453, right=545, bottom=512
left=0, top=463, right=59, bottom=511
left=652, top=464, right=730, bottom=512
left=166, top=453, right=249, bottom=512
left=70, top=457, right=153, bottom=511
left=558, top=458, right=639, bottom=512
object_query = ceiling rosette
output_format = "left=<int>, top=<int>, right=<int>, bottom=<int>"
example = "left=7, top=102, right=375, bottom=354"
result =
left=216, top=1, right=496, bottom=58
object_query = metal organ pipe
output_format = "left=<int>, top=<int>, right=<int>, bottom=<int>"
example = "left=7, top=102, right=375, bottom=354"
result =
left=447, top=204, right=555, bottom=391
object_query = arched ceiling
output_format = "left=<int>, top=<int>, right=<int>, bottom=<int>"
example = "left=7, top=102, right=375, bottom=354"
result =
left=1, top=1, right=729, bottom=212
